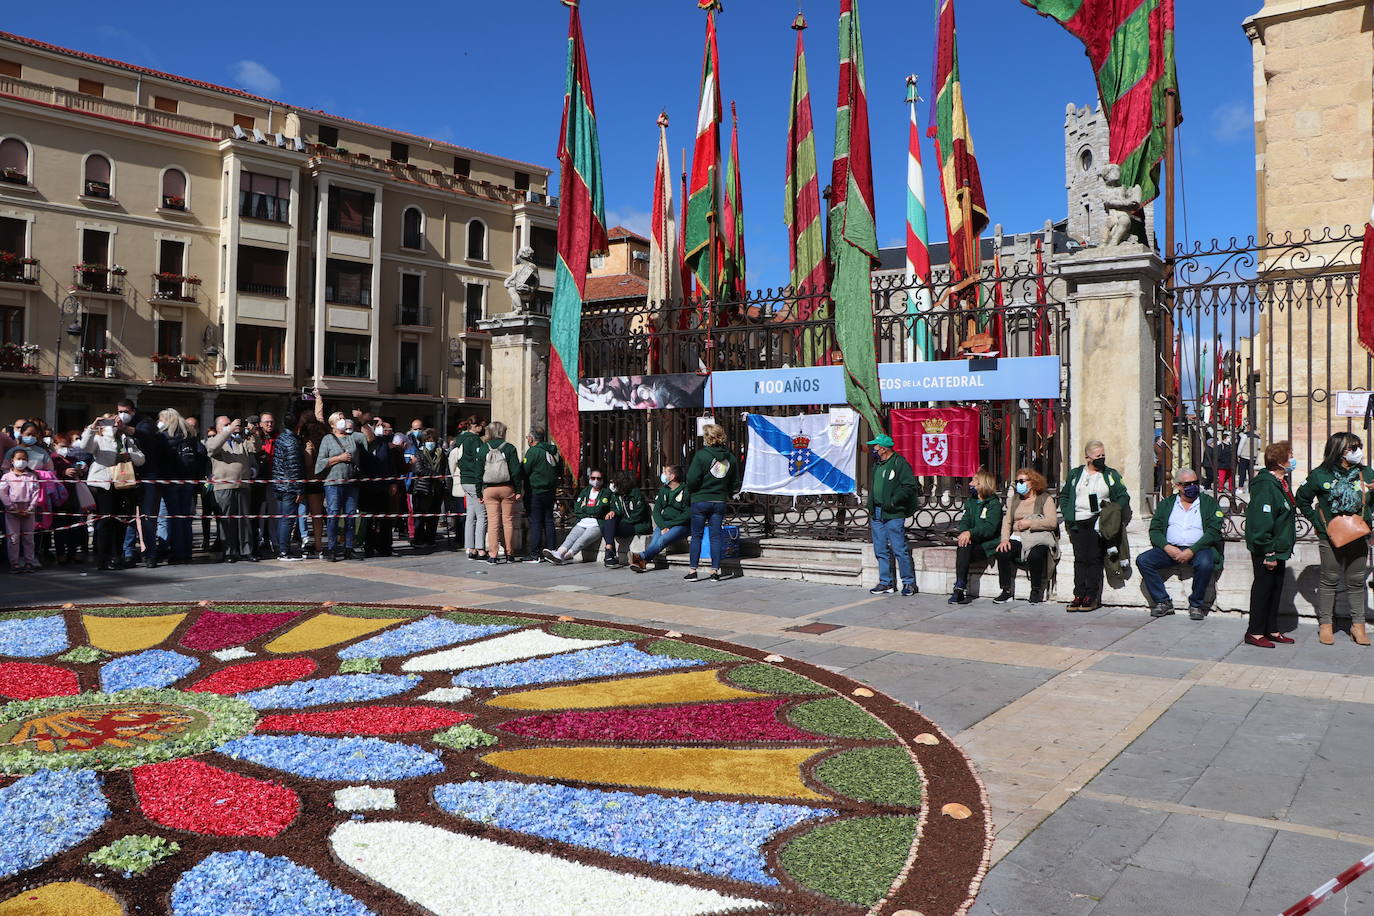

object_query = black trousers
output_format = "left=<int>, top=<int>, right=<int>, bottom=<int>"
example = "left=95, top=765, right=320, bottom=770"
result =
left=996, top=541, right=1050, bottom=591
left=1069, top=522, right=1106, bottom=601
left=361, top=485, right=392, bottom=555
left=410, top=490, right=442, bottom=545
left=954, top=544, right=977, bottom=586
left=526, top=490, right=557, bottom=557
left=92, top=486, right=139, bottom=565
left=1248, top=551, right=1285, bottom=636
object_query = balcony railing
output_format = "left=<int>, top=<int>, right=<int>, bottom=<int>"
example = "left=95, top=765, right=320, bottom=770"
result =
left=0, top=256, right=38, bottom=285
left=239, top=193, right=290, bottom=224
left=152, top=274, right=201, bottom=302
left=83, top=179, right=112, bottom=199
left=0, top=343, right=40, bottom=374
left=395, top=305, right=432, bottom=327
left=397, top=373, right=431, bottom=395
left=326, top=213, right=374, bottom=236
left=325, top=361, right=370, bottom=379
left=464, top=382, right=487, bottom=399
left=237, top=280, right=288, bottom=298
left=465, top=310, right=484, bottom=331
left=306, top=146, right=554, bottom=209
left=0, top=74, right=232, bottom=140
left=0, top=168, right=27, bottom=186
left=71, top=266, right=125, bottom=295
left=76, top=348, right=119, bottom=378
left=150, top=355, right=198, bottom=382
left=326, top=286, right=371, bottom=307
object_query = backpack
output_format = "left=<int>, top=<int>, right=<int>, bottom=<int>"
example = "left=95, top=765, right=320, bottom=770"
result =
left=482, top=444, right=511, bottom=484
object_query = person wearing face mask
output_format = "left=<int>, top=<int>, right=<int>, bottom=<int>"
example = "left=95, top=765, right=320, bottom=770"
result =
left=316, top=411, right=369, bottom=561
left=1137, top=468, right=1224, bottom=621
left=1059, top=439, right=1129, bottom=612
left=78, top=414, right=146, bottom=571
left=360, top=419, right=399, bottom=558
left=270, top=412, right=305, bottom=562
left=474, top=420, right=522, bottom=563
left=598, top=470, right=650, bottom=568
left=1296, top=431, right=1374, bottom=646
left=157, top=409, right=205, bottom=566
left=1243, top=441, right=1298, bottom=647
left=866, top=435, right=919, bottom=597
left=542, top=468, right=614, bottom=565
left=949, top=469, right=1003, bottom=605
left=684, top=424, right=741, bottom=583
left=3, top=422, right=53, bottom=473
left=450, top=417, right=489, bottom=560
left=114, top=399, right=164, bottom=568
left=630, top=465, right=691, bottom=572
left=48, top=433, right=86, bottom=565
left=993, top=468, right=1059, bottom=605
left=206, top=418, right=260, bottom=564
left=0, top=449, right=43, bottom=573
left=520, top=428, right=561, bottom=563
left=408, top=429, right=446, bottom=550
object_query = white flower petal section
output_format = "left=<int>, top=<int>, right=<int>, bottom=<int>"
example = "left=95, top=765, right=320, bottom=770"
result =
left=400, top=631, right=616, bottom=673
left=334, top=786, right=397, bottom=811
left=212, top=647, right=255, bottom=662
left=331, top=821, right=767, bottom=916
left=417, top=687, right=473, bottom=704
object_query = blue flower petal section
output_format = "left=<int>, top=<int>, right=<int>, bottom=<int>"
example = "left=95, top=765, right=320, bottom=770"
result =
left=99, top=649, right=200, bottom=692
left=338, top=617, right=516, bottom=660
left=0, top=769, right=109, bottom=878
left=172, top=850, right=376, bottom=916
left=218, top=735, right=444, bottom=781
left=433, top=780, right=834, bottom=885
left=237, top=673, right=421, bottom=710
left=0, top=615, right=68, bottom=658
left=452, top=644, right=703, bottom=689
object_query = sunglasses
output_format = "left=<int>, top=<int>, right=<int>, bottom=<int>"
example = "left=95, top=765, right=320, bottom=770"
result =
left=1015, top=478, right=1029, bottom=483
left=589, top=476, right=604, bottom=481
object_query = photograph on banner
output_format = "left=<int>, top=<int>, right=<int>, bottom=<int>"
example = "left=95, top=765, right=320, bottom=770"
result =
left=742, top=410, right=858, bottom=496
left=577, top=373, right=708, bottom=411
left=891, top=407, right=981, bottom=477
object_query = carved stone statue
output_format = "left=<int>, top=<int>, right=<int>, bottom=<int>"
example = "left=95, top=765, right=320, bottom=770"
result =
left=504, top=246, right=540, bottom=312
left=1101, top=164, right=1145, bottom=248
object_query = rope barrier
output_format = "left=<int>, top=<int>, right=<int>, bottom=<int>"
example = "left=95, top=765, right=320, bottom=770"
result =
left=1281, top=849, right=1374, bottom=916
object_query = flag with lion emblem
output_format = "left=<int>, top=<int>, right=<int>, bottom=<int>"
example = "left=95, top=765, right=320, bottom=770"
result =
left=891, top=407, right=980, bottom=477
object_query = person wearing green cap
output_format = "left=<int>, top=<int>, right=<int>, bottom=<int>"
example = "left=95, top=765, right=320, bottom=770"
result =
left=866, top=434, right=919, bottom=596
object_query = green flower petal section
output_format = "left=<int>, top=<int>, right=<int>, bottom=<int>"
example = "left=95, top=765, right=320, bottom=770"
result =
left=73, top=604, right=196, bottom=618
left=778, top=816, right=920, bottom=907
left=788, top=697, right=895, bottom=740
left=547, top=623, right=640, bottom=641
left=87, top=834, right=181, bottom=875
left=725, top=663, right=828, bottom=695
left=443, top=611, right=540, bottom=627
left=643, top=639, right=744, bottom=662
left=330, top=605, right=430, bottom=618
left=338, top=657, right=381, bottom=674
left=0, top=609, right=65, bottom=621
left=58, top=646, right=108, bottom=664
left=814, top=747, right=923, bottom=807
left=433, top=724, right=499, bottom=750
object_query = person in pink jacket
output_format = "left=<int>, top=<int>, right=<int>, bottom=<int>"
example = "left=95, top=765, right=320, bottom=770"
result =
left=1, top=451, right=44, bottom=572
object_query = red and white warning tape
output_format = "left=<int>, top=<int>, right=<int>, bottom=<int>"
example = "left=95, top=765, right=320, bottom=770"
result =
left=1282, top=848, right=1374, bottom=915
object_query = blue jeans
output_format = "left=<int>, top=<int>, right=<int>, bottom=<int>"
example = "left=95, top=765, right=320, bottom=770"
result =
left=274, top=491, right=300, bottom=555
left=689, top=501, right=726, bottom=570
left=870, top=515, right=914, bottom=588
left=526, top=490, right=557, bottom=557
left=162, top=485, right=195, bottom=561
left=1136, top=546, right=1216, bottom=607
left=325, top=484, right=359, bottom=551
left=641, top=525, right=689, bottom=562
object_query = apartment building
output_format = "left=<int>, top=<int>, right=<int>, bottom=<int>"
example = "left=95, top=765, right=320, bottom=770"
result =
left=0, top=31, right=557, bottom=434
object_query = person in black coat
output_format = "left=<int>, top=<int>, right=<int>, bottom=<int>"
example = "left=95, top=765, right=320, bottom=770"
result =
left=116, top=398, right=166, bottom=568
left=156, top=408, right=205, bottom=565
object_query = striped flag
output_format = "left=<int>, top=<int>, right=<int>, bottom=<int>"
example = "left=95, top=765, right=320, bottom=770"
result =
left=1022, top=0, right=1180, bottom=204
left=647, top=113, right=682, bottom=373
left=783, top=11, right=828, bottom=365
left=722, top=101, right=747, bottom=302
left=685, top=2, right=724, bottom=298
left=830, top=0, right=883, bottom=435
left=548, top=0, right=607, bottom=482
left=905, top=75, right=935, bottom=362
left=1033, top=233, right=1057, bottom=445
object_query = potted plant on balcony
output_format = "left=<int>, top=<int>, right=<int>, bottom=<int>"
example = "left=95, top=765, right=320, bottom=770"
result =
left=109, top=265, right=127, bottom=277
left=162, top=195, right=186, bottom=210
left=179, top=354, right=198, bottom=377
left=98, top=349, right=119, bottom=378
left=185, top=275, right=201, bottom=286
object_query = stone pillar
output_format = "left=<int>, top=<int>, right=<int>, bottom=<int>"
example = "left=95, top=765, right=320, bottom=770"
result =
left=1059, top=246, right=1165, bottom=512
left=478, top=312, right=550, bottom=442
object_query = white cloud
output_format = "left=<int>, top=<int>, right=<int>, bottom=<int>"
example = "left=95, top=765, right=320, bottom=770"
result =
left=604, top=207, right=651, bottom=238
left=1210, top=101, right=1251, bottom=144
left=233, top=60, right=282, bottom=96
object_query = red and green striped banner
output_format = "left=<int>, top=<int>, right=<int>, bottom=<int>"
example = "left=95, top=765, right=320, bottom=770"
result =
left=549, top=0, right=607, bottom=482
left=685, top=5, right=724, bottom=297
left=722, top=101, right=746, bottom=302
left=1022, top=0, right=1179, bottom=204
left=929, top=0, right=989, bottom=287
left=784, top=12, right=827, bottom=305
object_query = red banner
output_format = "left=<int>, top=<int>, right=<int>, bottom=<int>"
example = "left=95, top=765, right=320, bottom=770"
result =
left=1359, top=221, right=1374, bottom=357
left=891, top=407, right=981, bottom=477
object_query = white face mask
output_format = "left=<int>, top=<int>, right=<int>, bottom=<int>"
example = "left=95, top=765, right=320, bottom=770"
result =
left=609, top=483, right=619, bottom=494
left=660, top=472, right=671, bottom=485
left=117, top=411, right=133, bottom=423
left=11, top=460, right=27, bottom=470
left=42, top=436, right=51, bottom=446
left=335, top=420, right=349, bottom=432
left=1346, top=448, right=1364, bottom=466
left=156, top=420, right=167, bottom=431
left=57, top=446, right=69, bottom=457
left=375, top=424, right=386, bottom=436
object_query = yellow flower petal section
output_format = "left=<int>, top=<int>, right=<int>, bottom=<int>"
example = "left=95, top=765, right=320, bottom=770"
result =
left=82, top=614, right=186, bottom=653
left=263, top=613, right=409, bottom=654
left=482, top=747, right=832, bottom=800
left=487, top=669, right=773, bottom=711
left=0, top=882, right=123, bottom=916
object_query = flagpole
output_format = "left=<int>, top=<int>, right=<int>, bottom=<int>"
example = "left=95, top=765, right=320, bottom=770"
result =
left=1161, top=87, right=1178, bottom=491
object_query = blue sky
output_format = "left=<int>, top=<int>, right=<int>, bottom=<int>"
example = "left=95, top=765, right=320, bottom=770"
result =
left=8, top=1, right=1259, bottom=287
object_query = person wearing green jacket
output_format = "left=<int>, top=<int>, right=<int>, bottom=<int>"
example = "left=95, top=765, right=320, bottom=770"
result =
left=1137, top=468, right=1225, bottom=620
left=631, top=465, right=691, bottom=572
left=473, top=420, right=522, bottom=564
left=684, top=424, right=741, bottom=582
left=1058, top=439, right=1130, bottom=612
left=542, top=468, right=615, bottom=565
left=521, top=427, right=561, bottom=562
left=448, top=417, right=488, bottom=559
left=598, top=470, right=651, bottom=568
left=866, top=434, right=919, bottom=597
left=1295, top=431, right=1374, bottom=646
left=1244, top=441, right=1298, bottom=647
left=950, top=469, right=1004, bottom=605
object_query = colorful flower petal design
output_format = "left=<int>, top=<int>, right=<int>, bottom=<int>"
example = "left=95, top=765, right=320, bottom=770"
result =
left=0, top=769, right=109, bottom=878
left=263, top=614, right=410, bottom=654
left=434, top=781, right=835, bottom=885
left=454, top=645, right=703, bottom=689
left=498, top=698, right=818, bottom=743
left=338, top=617, right=518, bottom=660
left=0, top=662, right=80, bottom=700
left=0, top=616, right=67, bottom=658
left=134, top=759, right=301, bottom=837
left=236, top=674, right=421, bottom=710
left=487, top=669, right=772, bottom=711
left=98, top=650, right=199, bottom=692
left=256, top=706, right=472, bottom=735
left=83, top=613, right=186, bottom=653
left=217, top=735, right=444, bottom=781
left=187, top=657, right=317, bottom=695
left=179, top=610, right=304, bottom=652
left=401, top=630, right=617, bottom=673
left=171, top=851, right=376, bottom=916
left=0, top=881, right=123, bottom=915
left=331, top=821, right=768, bottom=916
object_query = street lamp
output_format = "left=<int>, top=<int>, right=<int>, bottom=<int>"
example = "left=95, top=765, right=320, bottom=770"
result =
left=51, top=294, right=83, bottom=414
left=440, top=337, right=464, bottom=437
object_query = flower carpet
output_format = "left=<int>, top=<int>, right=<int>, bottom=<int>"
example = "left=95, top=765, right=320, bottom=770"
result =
left=0, top=601, right=992, bottom=915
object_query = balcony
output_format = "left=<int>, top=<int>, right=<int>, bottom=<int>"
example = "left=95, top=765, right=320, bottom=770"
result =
left=325, top=287, right=371, bottom=307
left=464, top=382, right=487, bottom=399
left=0, top=73, right=232, bottom=141
left=0, top=255, right=38, bottom=285
left=151, top=273, right=201, bottom=303
left=71, top=265, right=125, bottom=295
left=150, top=354, right=198, bottom=382
left=83, top=179, right=112, bottom=200
left=394, top=305, right=432, bottom=327
left=234, top=359, right=284, bottom=374
left=161, top=195, right=187, bottom=211
left=396, top=373, right=431, bottom=395
left=75, top=348, right=119, bottom=379
left=0, top=168, right=27, bottom=186
left=325, top=360, right=370, bottom=379
left=327, top=213, right=373, bottom=237
left=0, top=343, right=40, bottom=374
left=237, top=280, right=288, bottom=298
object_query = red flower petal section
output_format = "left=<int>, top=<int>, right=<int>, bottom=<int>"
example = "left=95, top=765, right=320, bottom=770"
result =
left=134, top=759, right=300, bottom=836
left=179, top=610, right=304, bottom=652
left=256, top=706, right=472, bottom=735
left=498, top=698, right=816, bottom=743
left=186, top=657, right=317, bottom=695
left=0, top=662, right=79, bottom=700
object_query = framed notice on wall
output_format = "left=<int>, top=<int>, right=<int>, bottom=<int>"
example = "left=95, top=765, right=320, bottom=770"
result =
left=1334, top=391, right=1372, bottom=418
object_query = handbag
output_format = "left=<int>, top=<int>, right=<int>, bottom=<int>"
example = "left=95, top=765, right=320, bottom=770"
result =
left=109, top=436, right=139, bottom=490
left=1321, top=508, right=1371, bottom=549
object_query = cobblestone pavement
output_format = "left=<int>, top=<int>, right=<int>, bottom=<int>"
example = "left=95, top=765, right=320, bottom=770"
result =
left=7, top=550, right=1373, bottom=916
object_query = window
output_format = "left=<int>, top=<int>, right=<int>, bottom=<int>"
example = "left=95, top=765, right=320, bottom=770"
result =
left=590, top=254, right=606, bottom=271
left=161, top=168, right=187, bottom=210
left=1079, top=148, right=1094, bottom=172
left=398, top=273, right=423, bottom=325
left=328, top=187, right=374, bottom=235
left=235, top=325, right=286, bottom=373
left=324, top=332, right=370, bottom=378
left=156, top=319, right=183, bottom=356
left=239, top=171, right=290, bottom=223
left=233, top=113, right=255, bottom=131
left=466, top=220, right=487, bottom=260
left=465, top=347, right=482, bottom=398
left=401, top=207, right=423, bottom=250
left=325, top=259, right=371, bottom=306
left=398, top=340, right=421, bottom=392
left=390, top=141, right=409, bottom=163
left=318, top=124, right=339, bottom=147
left=0, top=216, right=24, bottom=256
left=514, top=171, right=530, bottom=192
left=0, top=138, right=27, bottom=184
left=453, top=156, right=470, bottom=177
left=0, top=60, right=20, bottom=79
left=79, top=229, right=112, bottom=290
left=83, top=154, right=112, bottom=198
left=465, top=283, right=484, bottom=328
left=81, top=312, right=108, bottom=351
left=153, top=96, right=178, bottom=114
left=77, top=78, right=104, bottom=98
left=156, top=241, right=187, bottom=299
left=531, top=226, right=558, bottom=268
left=237, top=245, right=288, bottom=297
left=0, top=306, right=22, bottom=346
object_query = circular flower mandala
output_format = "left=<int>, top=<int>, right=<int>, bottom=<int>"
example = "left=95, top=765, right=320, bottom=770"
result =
left=0, top=602, right=990, bottom=916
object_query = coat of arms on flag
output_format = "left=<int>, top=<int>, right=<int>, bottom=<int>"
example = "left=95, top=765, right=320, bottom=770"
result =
left=920, top=417, right=949, bottom=467
left=743, top=412, right=857, bottom=496
left=892, top=407, right=981, bottom=476
left=788, top=434, right=817, bottom=477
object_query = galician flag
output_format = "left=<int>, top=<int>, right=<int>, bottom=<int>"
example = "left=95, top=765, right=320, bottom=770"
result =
left=549, top=0, right=607, bottom=482
left=905, top=75, right=935, bottom=362
left=742, top=412, right=858, bottom=496
left=722, top=101, right=747, bottom=302
left=1022, top=0, right=1180, bottom=204
left=685, top=1, right=724, bottom=298
left=647, top=112, right=682, bottom=372
left=829, top=0, right=884, bottom=436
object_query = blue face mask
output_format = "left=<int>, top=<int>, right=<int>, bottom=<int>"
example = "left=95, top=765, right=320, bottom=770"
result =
left=423, top=442, right=436, bottom=451
left=1287, top=458, right=1297, bottom=472
left=1181, top=483, right=1201, bottom=501
left=968, top=485, right=979, bottom=499
left=1014, top=481, right=1030, bottom=496
left=20, top=435, right=36, bottom=446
